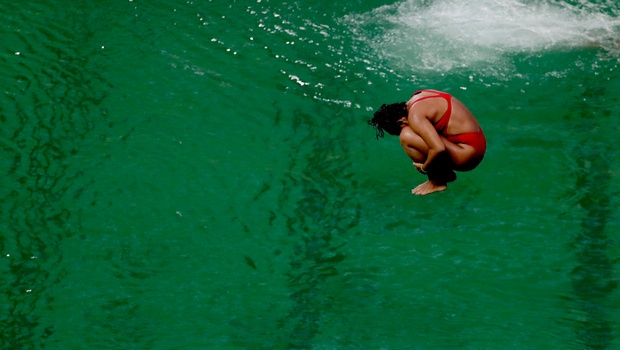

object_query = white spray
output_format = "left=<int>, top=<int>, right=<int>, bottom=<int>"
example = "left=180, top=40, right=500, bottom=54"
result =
left=346, top=0, right=620, bottom=73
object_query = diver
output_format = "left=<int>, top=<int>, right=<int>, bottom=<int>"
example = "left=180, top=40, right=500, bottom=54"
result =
left=369, top=89, right=486, bottom=195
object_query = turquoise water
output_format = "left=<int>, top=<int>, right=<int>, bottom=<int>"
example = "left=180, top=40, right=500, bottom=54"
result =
left=1, top=0, right=619, bottom=348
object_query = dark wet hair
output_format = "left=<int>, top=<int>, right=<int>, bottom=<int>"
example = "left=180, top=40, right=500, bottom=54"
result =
left=367, top=102, right=407, bottom=139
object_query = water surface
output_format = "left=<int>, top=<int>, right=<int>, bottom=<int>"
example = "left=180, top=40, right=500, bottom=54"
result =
left=1, top=0, right=619, bottom=348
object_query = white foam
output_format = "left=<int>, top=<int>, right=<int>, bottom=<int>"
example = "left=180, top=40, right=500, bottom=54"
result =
left=346, top=0, right=620, bottom=73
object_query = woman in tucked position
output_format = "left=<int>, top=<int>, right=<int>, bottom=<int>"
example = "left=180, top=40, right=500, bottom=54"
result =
left=368, top=89, right=486, bottom=196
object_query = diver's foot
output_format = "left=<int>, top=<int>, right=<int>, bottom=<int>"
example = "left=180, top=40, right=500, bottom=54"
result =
left=412, top=180, right=447, bottom=196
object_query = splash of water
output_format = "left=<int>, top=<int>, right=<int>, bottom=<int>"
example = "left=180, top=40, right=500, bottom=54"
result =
left=346, top=0, right=620, bottom=74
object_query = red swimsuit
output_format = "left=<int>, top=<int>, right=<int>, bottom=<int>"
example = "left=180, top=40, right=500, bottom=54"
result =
left=407, top=90, right=487, bottom=157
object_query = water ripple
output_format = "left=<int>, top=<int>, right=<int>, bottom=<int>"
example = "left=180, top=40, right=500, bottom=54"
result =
left=0, top=1, right=111, bottom=347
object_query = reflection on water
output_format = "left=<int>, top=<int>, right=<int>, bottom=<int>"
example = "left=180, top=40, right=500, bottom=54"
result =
left=0, top=1, right=110, bottom=348
left=564, top=81, right=617, bottom=349
left=275, top=104, right=361, bottom=349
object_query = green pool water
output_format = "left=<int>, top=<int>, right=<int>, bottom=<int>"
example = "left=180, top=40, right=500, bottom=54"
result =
left=1, top=0, right=619, bottom=348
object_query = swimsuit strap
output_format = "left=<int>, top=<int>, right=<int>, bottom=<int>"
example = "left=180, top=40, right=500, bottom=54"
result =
left=406, top=90, right=452, bottom=133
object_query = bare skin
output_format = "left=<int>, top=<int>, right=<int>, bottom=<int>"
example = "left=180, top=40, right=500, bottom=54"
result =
left=398, top=91, right=483, bottom=196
